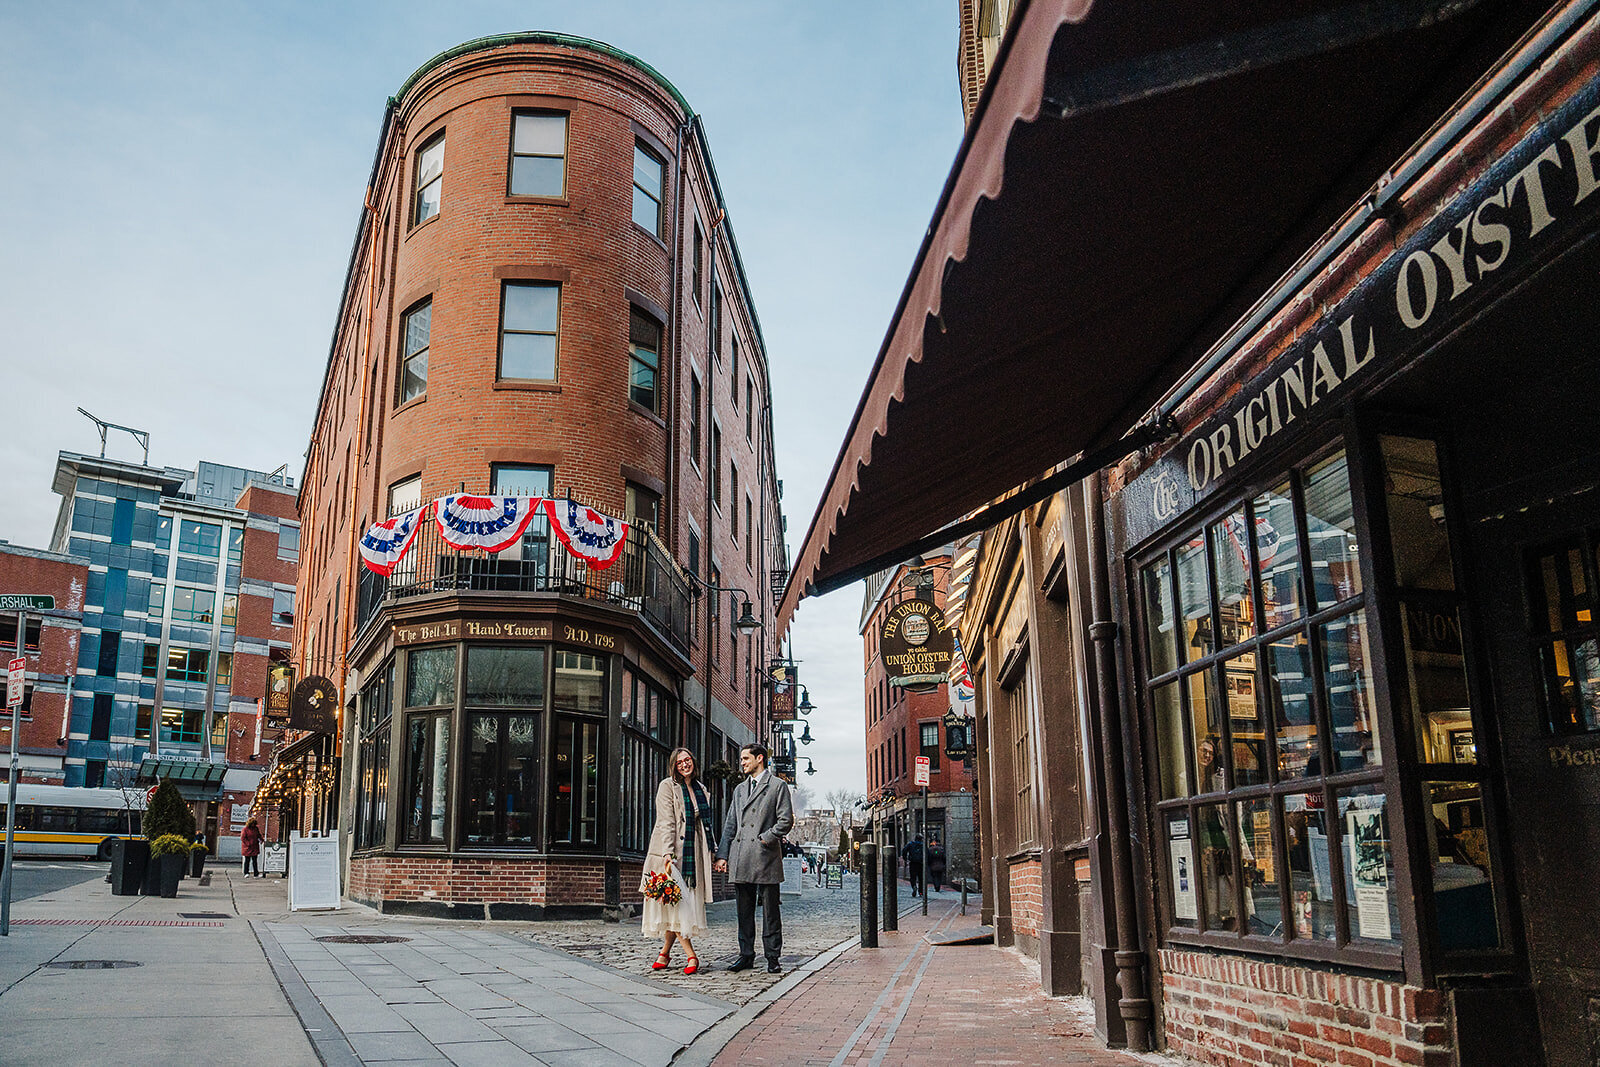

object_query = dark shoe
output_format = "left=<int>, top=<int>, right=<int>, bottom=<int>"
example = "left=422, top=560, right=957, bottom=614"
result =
left=727, top=957, right=755, bottom=972
left=766, top=959, right=782, bottom=974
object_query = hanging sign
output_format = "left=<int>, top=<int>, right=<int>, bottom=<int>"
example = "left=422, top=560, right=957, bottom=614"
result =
left=770, top=664, right=798, bottom=720
left=265, top=663, right=295, bottom=730
left=545, top=498, right=630, bottom=569
left=881, top=600, right=954, bottom=686
left=290, top=676, right=338, bottom=735
left=435, top=495, right=540, bottom=553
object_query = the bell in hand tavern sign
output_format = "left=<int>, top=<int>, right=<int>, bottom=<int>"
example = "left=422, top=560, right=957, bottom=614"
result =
left=290, top=676, right=339, bottom=735
left=880, top=600, right=954, bottom=687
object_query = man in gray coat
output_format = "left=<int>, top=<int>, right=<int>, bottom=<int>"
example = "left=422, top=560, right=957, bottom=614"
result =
left=714, top=743, right=794, bottom=973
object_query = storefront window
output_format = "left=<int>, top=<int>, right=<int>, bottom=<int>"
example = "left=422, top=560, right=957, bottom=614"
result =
left=1425, top=780, right=1499, bottom=950
left=620, top=667, right=674, bottom=854
left=406, top=646, right=456, bottom=708
left=553, top=651, right=604, bottom=715
left=1530, top=530, right=1600, bottom=734
left=463, top=713, right=540, bottom=846
left=1144, top=446, right=1392, bottom=956
left=550, top=715, right=602, bottom=847
left=1337, top=786, right=1399, bottom=946
left=1144, top=556, right=1178, bottom=676
left=403, top=713, right=450, bottom=845
left=466, top=646, right=544, bottom=706
left=356, top=662, right=394, bottom=851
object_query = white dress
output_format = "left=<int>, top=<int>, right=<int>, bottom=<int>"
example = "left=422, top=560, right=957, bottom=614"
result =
left=640, top=778, right=713, bottom=940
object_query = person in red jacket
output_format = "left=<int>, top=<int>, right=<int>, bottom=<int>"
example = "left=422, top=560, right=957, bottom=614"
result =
left=240, top=817, right=263, bottom=877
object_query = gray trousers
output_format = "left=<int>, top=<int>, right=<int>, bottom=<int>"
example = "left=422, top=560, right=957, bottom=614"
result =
left=734, top=882, right=782, bottom=961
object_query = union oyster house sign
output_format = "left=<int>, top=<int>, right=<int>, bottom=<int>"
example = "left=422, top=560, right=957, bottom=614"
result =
left=1124, top=85, right=1600, bottom=541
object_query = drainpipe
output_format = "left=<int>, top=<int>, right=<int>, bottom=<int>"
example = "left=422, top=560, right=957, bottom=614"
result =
left=1086, top=471, right=1152, bottom=1051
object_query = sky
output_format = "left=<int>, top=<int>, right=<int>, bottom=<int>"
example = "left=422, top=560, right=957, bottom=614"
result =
left=0, top=1, right=966, bottom=807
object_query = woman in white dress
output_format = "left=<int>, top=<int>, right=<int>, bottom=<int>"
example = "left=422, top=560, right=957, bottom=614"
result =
left=641, top=747, right=716, bottom=974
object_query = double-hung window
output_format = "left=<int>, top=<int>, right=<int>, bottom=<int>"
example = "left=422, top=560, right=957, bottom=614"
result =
left=509, top=111, right=567, bottom=196
left=629, top=307, right=662, bottom=413
left=399, top=300, right=431, bottom=404
left=632, top=142, right=665, bottom=236
left=499, top=283, right=558, bottom=381
left=413, top=133, right=444, bottom=224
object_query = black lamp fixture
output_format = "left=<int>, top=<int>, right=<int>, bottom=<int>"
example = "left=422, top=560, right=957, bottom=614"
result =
left=693, top=575, right=764, bottom=636
left=799, top=722, right=813, bottom=745
left=797, top=687, right=815, bottom=714
left=802, top=758, right=817, bottom=776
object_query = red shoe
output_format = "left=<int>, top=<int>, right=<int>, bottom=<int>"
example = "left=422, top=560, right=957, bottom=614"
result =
left=683, top=955, right=699, bottom=975
left=652, top=950, right=671, bottom=971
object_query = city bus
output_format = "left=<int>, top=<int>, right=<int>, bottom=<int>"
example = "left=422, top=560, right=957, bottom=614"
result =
left=0, top=784, right=147, bottom=860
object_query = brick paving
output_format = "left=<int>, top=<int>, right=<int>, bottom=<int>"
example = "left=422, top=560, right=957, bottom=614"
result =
left=710, top=900, right=1185, bottom=1067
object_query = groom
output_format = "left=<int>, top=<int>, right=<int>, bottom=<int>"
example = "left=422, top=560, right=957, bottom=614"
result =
left=714, top=742, right=794, bottom=973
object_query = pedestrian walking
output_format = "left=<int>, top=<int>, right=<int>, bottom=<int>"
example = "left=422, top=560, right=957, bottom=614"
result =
left=240, top=817, right=263, bottom=877
left=714, top=743, right=794, bottom=974
left=641, top=747, right=715, bottom=975
left=903, top=833, right=925, bottom=897
left=928, top=834, right=947, bottom=893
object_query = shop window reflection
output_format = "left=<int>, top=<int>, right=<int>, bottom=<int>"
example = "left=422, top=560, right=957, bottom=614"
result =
left=1530, top=532, right=1600, bottom=734
left=1304, top=452, right=1362, bottom=606
left=1236, top=797, right=1280, bottom=935
left=1338, top=787, right=1399, bottom=945
left=1425, top=781, right=1500, bottom=951
left=1321, top=614, right=1382, bottom=770
left=1283, top=793, right=1336, bottom=941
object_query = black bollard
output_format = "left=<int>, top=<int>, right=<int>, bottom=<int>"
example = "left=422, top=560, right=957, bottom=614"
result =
left=881, top=843, right=898, bottom=931
left=859, top=841, right=878, bottom=948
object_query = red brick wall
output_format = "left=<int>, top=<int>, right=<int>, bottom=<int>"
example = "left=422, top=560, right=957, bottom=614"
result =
left=1008, top=857, right=1043, bottom=939
left=1159, top=950, right=1451, bottom=1067
left=0, top=547, right=88, bottom=775
left=349, top=854, right=609, bottom=906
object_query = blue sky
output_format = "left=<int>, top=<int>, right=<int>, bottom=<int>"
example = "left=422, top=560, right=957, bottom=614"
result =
left=0, top=1, right=966, bottom=805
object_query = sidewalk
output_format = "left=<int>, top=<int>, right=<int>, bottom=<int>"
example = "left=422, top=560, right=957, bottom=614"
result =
left=0, top=865, right=318, bottom=1067
left=694, top=898, right=1182, bottom=1067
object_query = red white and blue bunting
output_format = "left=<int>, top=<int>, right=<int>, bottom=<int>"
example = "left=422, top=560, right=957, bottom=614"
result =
left=358, top=503, right=433, bottom=576
left=434, top=495, right=541, bottom=553
left=545, top=497, right=630, bottom=570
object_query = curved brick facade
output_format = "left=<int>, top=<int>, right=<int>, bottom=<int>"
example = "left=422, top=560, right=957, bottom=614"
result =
left=294, top=35, right=785, bottom=917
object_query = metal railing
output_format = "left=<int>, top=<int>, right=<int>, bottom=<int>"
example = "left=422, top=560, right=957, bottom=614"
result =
left=356, top=512, right=692, bottom=651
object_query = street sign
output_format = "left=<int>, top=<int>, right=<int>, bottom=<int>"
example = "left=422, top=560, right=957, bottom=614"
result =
left=6, top=659, right=23, bottom=709
left=0, top=595, right=53, bottom=612
left=914, top=755, right=930, bottom=787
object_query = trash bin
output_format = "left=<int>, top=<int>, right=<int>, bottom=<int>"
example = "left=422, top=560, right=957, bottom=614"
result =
left=108, top=838, right=149, bottom=896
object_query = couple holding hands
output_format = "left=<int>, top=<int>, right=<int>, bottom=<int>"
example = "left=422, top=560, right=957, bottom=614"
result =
left=640, top=742, right=793, bottom=975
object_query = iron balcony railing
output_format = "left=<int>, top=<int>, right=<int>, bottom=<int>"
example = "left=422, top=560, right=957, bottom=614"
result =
left=356, top=510, right=692, bottom=651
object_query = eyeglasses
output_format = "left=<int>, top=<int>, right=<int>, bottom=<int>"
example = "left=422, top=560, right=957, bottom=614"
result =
left=675, top=758, right=694, bottom=766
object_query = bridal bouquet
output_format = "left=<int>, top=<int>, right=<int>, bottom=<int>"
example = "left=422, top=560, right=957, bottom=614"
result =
left=642, top=867, right=682, bottom=906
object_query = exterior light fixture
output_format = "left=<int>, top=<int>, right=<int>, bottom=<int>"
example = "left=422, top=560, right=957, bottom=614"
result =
left=735, top=600, right=762, bottom=635
left=799, top=722, right=814, bottom=745
left=797, top=688, right=815, bottom=714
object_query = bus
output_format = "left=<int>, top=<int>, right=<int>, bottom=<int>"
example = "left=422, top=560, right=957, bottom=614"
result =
left=1, top=784, right=147, bottom=860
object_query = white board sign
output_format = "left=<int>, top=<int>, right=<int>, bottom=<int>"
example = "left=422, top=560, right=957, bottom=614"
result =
left=262, top=842, right=288, bottom=875
left=288, top=836, right=341, bottom=912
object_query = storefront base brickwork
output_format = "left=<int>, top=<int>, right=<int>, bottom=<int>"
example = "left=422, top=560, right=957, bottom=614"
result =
left=348, top=854, right=644, bottom=920
left=1159, top=950, right=1451, bottom=1067
left=1008, top=857, right=1043, bottom=940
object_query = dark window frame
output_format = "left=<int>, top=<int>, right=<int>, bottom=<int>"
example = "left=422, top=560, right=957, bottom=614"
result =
left=398, top=299, right=432, bottom=405
left=497, top=281, right=560, bottom=382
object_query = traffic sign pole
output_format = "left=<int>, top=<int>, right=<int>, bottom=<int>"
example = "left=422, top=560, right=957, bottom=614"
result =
left=3, top=611, right=27, bottom=936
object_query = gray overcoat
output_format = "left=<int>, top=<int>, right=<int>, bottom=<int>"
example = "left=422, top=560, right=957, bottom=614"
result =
left=715, top=773, right=794, bottom=884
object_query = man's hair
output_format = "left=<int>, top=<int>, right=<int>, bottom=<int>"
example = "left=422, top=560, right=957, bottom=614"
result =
left=742, top=742, right=768, bottom=766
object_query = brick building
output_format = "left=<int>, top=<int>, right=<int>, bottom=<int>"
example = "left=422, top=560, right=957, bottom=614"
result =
left=8, top=452, right=301, bottom=857
left=858, top=549, right=977, bottom=884
left=297, top=33, right=786, bottom=918
left=783, top=2, right=1600, bottom=1064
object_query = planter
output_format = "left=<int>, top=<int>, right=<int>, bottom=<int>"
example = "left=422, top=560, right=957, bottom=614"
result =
left=189, top=851, right=207, bottom=879
left=157, top=853, right=185, bottom=898
left=109, top=838, right=149, bottom=896
left=141, top=853, right=164, bottom=895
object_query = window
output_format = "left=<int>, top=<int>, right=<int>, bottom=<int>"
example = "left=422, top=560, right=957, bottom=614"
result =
left=745, top=496, right=754, bottom=570
left=178, top=520, right=222, bottom=557
left=692, top=219, right=704, bottom=307
left=628, top=307, right=662, bottom=413
left=711, top=425, right=723, bottom=509
left=1143, top=447, right=1399, bottom=955
left=920, top=721, right=941, bottom=771
left=413, top=132, right=444, bottom=225
left=97, top=631, right=120, bottom=677
left=278, top=524, right=300, bottom=561
left=356, top=663, right=394, bottom=851
left=1530, top=527, right=1600, bottom=735
left=171, top=586, right=215, bottom=624
left=731, top=337, right=739, bottom=408
left=165, top=647, right=210, bottom=683
left=462, top=646, right=544, bottom=847
left=147, top=582, right=165, bottom=618
left=632, top=141, right=665, bottom=236
left=111, top=497, right=134, bottom=546
left=403, top=712, right=450, bottom=845
left=221, top=593, right=237, bottom=629
left=272, top=588, right=294, bottom=624
left=85, top=760, right=106, bottom=789
left=399, top=300, right=431, bottom=403
left=388, top=474, right=422, bottom=517
left=499, top=282, right=559, bottom=381
left=710, top=282, right=723, bottom=360
left=625, top=482, right=661, bottom=530
left=731, top=467, right=740, bottom=542
left=689, top=373, right=703, bottom=467
left=210, top=710, right=229, bottom=747
left=1007, top=670, right=1037, bottom=846
left=551, top=651, right=606, bottom=848
left=158, top=706, right=205, bottom=743
left=0, top=617, right=40, bottom=653
left=90, top=694, right=112, bottom=742
left=746, top=376, right=755, bottom=440
left=405, top=646, right=456, bottom=709
left=688, top=529, right=701, bottom=578
left=227, top=526, right=243, bottom=563
left=491, top=464, right=553, bottom=575
left=508, top=111, right=566, bottom=196
left=215, top=652, right=232, bottom=688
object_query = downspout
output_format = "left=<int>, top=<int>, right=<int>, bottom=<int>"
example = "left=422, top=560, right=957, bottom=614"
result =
left=668, top=108, right=693, bottom=555
left=1086, top=470, right=1152, bottom=1052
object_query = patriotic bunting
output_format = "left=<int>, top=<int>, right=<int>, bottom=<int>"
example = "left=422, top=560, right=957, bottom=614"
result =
left=435, top=495, right=541, bottom=553
left=545, top=497, right=630, bottom=569
left=948, top=633, right=975, bottom=698
left=359, top=504, right=432, bottom=576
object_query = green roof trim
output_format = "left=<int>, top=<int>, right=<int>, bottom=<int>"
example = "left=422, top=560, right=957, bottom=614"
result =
left=392, top=31, right=695, bottom=117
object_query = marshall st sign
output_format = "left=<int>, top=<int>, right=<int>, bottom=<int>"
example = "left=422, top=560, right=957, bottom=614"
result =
left=0, top=596, right=54, bottom=612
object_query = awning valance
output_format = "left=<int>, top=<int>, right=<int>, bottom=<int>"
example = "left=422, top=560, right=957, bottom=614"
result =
left=779, top=0, right=1549, bottom=626
left=139, top=755, right=227, bottom=800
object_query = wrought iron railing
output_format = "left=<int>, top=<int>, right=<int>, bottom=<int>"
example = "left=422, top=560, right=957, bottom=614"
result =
left=356, top=511, right=692, bottom=651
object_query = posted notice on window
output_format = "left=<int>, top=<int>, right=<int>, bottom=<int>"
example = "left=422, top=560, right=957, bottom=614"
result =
left=1169, top=817, right=1197, bottom=922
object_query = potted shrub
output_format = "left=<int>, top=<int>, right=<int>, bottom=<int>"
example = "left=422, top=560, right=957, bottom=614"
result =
left=149, top=834, right=189, bottom=898
left=140, top=779, right=196, bottom=893
left=189, top=840, right=209, bottom=878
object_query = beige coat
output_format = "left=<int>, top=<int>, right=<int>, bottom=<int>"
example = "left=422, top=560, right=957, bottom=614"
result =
left=640, top=777, right=714, bottom=892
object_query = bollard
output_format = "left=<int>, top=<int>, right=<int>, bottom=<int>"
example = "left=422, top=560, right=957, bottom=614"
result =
left=881, top=843, right=898, bottom=931
left=961, top=864, right=969, bottom=916
left=859, top=841, right=878, bottom=948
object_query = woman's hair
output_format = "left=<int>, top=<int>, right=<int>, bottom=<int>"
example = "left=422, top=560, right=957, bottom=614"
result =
left=669, top=747, right=698, bottom=787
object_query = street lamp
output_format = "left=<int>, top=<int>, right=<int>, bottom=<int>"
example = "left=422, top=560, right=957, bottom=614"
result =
left=691, top=576, right=764, bottom=635
left=799, top=722, right=813, bottom=745
left=796, top=687, right=815, bottom=714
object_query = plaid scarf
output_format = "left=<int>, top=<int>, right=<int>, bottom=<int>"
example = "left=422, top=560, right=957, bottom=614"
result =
left=678, top=780, right=714, bottom=889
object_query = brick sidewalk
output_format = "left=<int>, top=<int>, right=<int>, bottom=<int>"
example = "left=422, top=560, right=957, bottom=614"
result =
left=711, top=900, right=1180, bottom=1067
